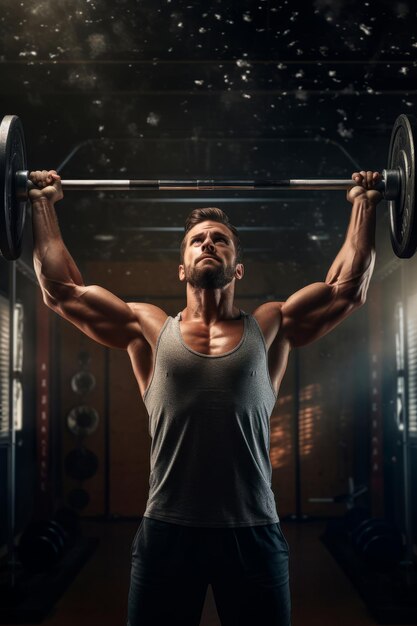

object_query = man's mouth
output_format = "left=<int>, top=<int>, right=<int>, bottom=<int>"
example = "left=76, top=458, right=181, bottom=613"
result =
left=198, top=255, right=220, bottom=262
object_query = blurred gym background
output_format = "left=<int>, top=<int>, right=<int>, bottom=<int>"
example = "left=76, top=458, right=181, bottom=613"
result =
left=0, top=1, right=416, bottom=624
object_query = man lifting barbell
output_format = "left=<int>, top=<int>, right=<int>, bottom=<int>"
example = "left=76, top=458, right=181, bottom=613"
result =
left=29, top=167, right=381, bottom=626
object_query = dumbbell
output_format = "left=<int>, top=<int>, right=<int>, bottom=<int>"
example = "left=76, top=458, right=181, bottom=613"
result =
left=18, top=519, right=69, bottom=572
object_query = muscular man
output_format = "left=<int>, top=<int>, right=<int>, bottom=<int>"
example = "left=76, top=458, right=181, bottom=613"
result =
left=29, top=169, right=382, bottom=626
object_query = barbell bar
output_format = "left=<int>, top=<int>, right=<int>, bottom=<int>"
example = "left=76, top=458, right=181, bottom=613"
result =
left=1, top=113, right=416, bottom=261
left=24, top=176, right=378, bottom=192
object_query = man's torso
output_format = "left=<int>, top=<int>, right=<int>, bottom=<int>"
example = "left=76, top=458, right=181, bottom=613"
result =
left=126, top=301, right=290, bottom=399
left=141, top=310, right=279, bottom=526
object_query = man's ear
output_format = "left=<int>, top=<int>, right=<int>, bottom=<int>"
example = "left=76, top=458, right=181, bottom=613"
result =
left=235, top=263, right=244, bottom=280
left=179, top=264, right=185, bottom=281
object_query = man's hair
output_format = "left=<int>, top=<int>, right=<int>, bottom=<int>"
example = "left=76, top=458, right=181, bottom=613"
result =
left=180, top=207, right=242, bottom=263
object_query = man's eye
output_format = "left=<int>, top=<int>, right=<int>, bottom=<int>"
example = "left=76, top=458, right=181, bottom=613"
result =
left=192, top=238, right=201, bottom=243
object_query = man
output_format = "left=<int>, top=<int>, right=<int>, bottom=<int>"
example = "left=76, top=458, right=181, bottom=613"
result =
left=29, top=169, right=382, bottom=626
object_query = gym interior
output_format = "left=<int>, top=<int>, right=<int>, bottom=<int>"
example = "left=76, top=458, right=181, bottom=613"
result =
left=1, top=1, right=417, bottom=625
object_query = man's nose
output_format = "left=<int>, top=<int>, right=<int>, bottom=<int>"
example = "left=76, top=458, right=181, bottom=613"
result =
left=202, top=237, right=215, bottom=251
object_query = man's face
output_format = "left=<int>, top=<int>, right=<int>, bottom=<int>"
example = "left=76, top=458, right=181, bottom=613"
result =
left=179, top=220, right=244, bottom=289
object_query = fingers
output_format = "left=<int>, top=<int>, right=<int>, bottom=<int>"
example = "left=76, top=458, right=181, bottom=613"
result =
left=351, top=170, right=381, bottom=189
left=29, top=169, right=60, bottom=188
left=28, top=169, right=63, bottom=204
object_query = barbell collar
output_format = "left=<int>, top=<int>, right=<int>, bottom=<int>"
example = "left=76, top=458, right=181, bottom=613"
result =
left=16, top=169, right=30, bottom=201
left=382, top=167, right=401, bottom=201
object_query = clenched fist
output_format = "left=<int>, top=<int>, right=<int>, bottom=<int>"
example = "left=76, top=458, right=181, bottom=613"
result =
left=28, top=170, right=64, bottom=204
left=347, top=171, right=382, bottom=205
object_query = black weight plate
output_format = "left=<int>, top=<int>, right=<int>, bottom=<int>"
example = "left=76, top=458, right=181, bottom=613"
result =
left=355, top=520, right=393, bottom=550
left=19, top=520, right=65, bottom=549
left=64, top=447, right=99, bottom=480
left=67, top=405, right=99, bottom=437
left=350, top=517, right=373, bottom=545
left=18, top=521, right=64, bottom=570
left=47, top=520, right=69, bottom=547
left=388, top=114, right=417, bottom=258
left=71, top=371, right=96, bottom=395
left=19, top=535, right=60, bottom=570
left=77, top=350, right=92, bottom=367
left=68, top=488, right=90, bottom=510
left=362, top=532, right=403, bottom=566
left=0, top=115, right=27, bottom=260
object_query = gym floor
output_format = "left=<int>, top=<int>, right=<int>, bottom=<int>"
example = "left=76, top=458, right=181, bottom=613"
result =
left=2, top=520, right=408, bottom=626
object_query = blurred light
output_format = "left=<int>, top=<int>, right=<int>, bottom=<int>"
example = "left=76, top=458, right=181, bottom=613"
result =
left=94, top=233, right=116, bottom=242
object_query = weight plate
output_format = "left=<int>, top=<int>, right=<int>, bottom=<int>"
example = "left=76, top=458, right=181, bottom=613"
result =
left=19, top=535, right=60, bottom=571
left=77, top=350, right=92, bottom=367
left=0, top=115, right=27, bottom=260
left=68, top=488, right=90, bottom=510
left=355, top=519, right=392, bottom=550
left=71, top=370, right=96, bottom=395
left=350, top=517, right=373, bottom=544
left=18, top=520, right=65, bottom=571
left=67, top=404, right=99, bottom=437
left=362, top=532, right=403, bottom=567
left=47, top=519, right=69, bottom=547
left=65, top=447, right=99, bottom=480
left=388, top=114, right=417, bottom=258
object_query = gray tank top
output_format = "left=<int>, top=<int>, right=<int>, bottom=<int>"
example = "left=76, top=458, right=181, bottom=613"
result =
left=142, top=311, right=279, bottom=527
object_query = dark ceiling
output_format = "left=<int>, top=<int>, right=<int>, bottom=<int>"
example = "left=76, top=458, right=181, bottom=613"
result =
left=0, top=0, right=416, bottom=291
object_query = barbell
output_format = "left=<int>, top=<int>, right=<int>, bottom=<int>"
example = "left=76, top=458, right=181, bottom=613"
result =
left=1, top=113, right=416, bottom=261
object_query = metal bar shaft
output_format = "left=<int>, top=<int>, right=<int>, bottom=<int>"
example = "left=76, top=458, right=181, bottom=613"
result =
left=58, top=178, right=361, bottom=191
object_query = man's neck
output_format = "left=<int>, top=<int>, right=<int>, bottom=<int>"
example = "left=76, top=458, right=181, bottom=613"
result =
left=182, top=284, right=240, bottom=324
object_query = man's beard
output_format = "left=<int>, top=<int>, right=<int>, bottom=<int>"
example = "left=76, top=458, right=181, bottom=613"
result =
left=184, top=260, right=236, bottom=289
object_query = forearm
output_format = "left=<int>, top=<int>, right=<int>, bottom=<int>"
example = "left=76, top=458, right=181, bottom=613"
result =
left=325, top=197, right=376, bottom=301
left=32, top=198, right=84, bottom=302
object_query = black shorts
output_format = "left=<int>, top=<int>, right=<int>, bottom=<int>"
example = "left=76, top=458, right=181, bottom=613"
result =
left=127, top=517, right=291, bottom=626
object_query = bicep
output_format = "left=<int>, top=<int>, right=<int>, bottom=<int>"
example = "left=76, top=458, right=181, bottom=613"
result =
left=281, top=281, right=360, bottom=347
left=46, top=284, right=141, bottom=349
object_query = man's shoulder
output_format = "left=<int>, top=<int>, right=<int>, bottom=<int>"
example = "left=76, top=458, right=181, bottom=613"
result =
left=126, top=302, right=170, bottom=348
left=127, top=302, right=168, bottom=318
left=252, top=301, right=284, bottom=319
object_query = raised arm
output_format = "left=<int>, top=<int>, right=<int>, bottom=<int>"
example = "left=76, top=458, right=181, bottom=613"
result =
left=280, top=170, right=382, bottom=348
left=30, top=170, right=141, bottom=349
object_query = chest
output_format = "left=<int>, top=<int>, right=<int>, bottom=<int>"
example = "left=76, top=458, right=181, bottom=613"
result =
left=148, top=318, right=275, bottom=411
left=179, top=319, right=244, bottom=356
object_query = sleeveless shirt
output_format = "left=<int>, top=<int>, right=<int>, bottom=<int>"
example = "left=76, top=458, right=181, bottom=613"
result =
left=142, top=311, right=279, bottom=527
